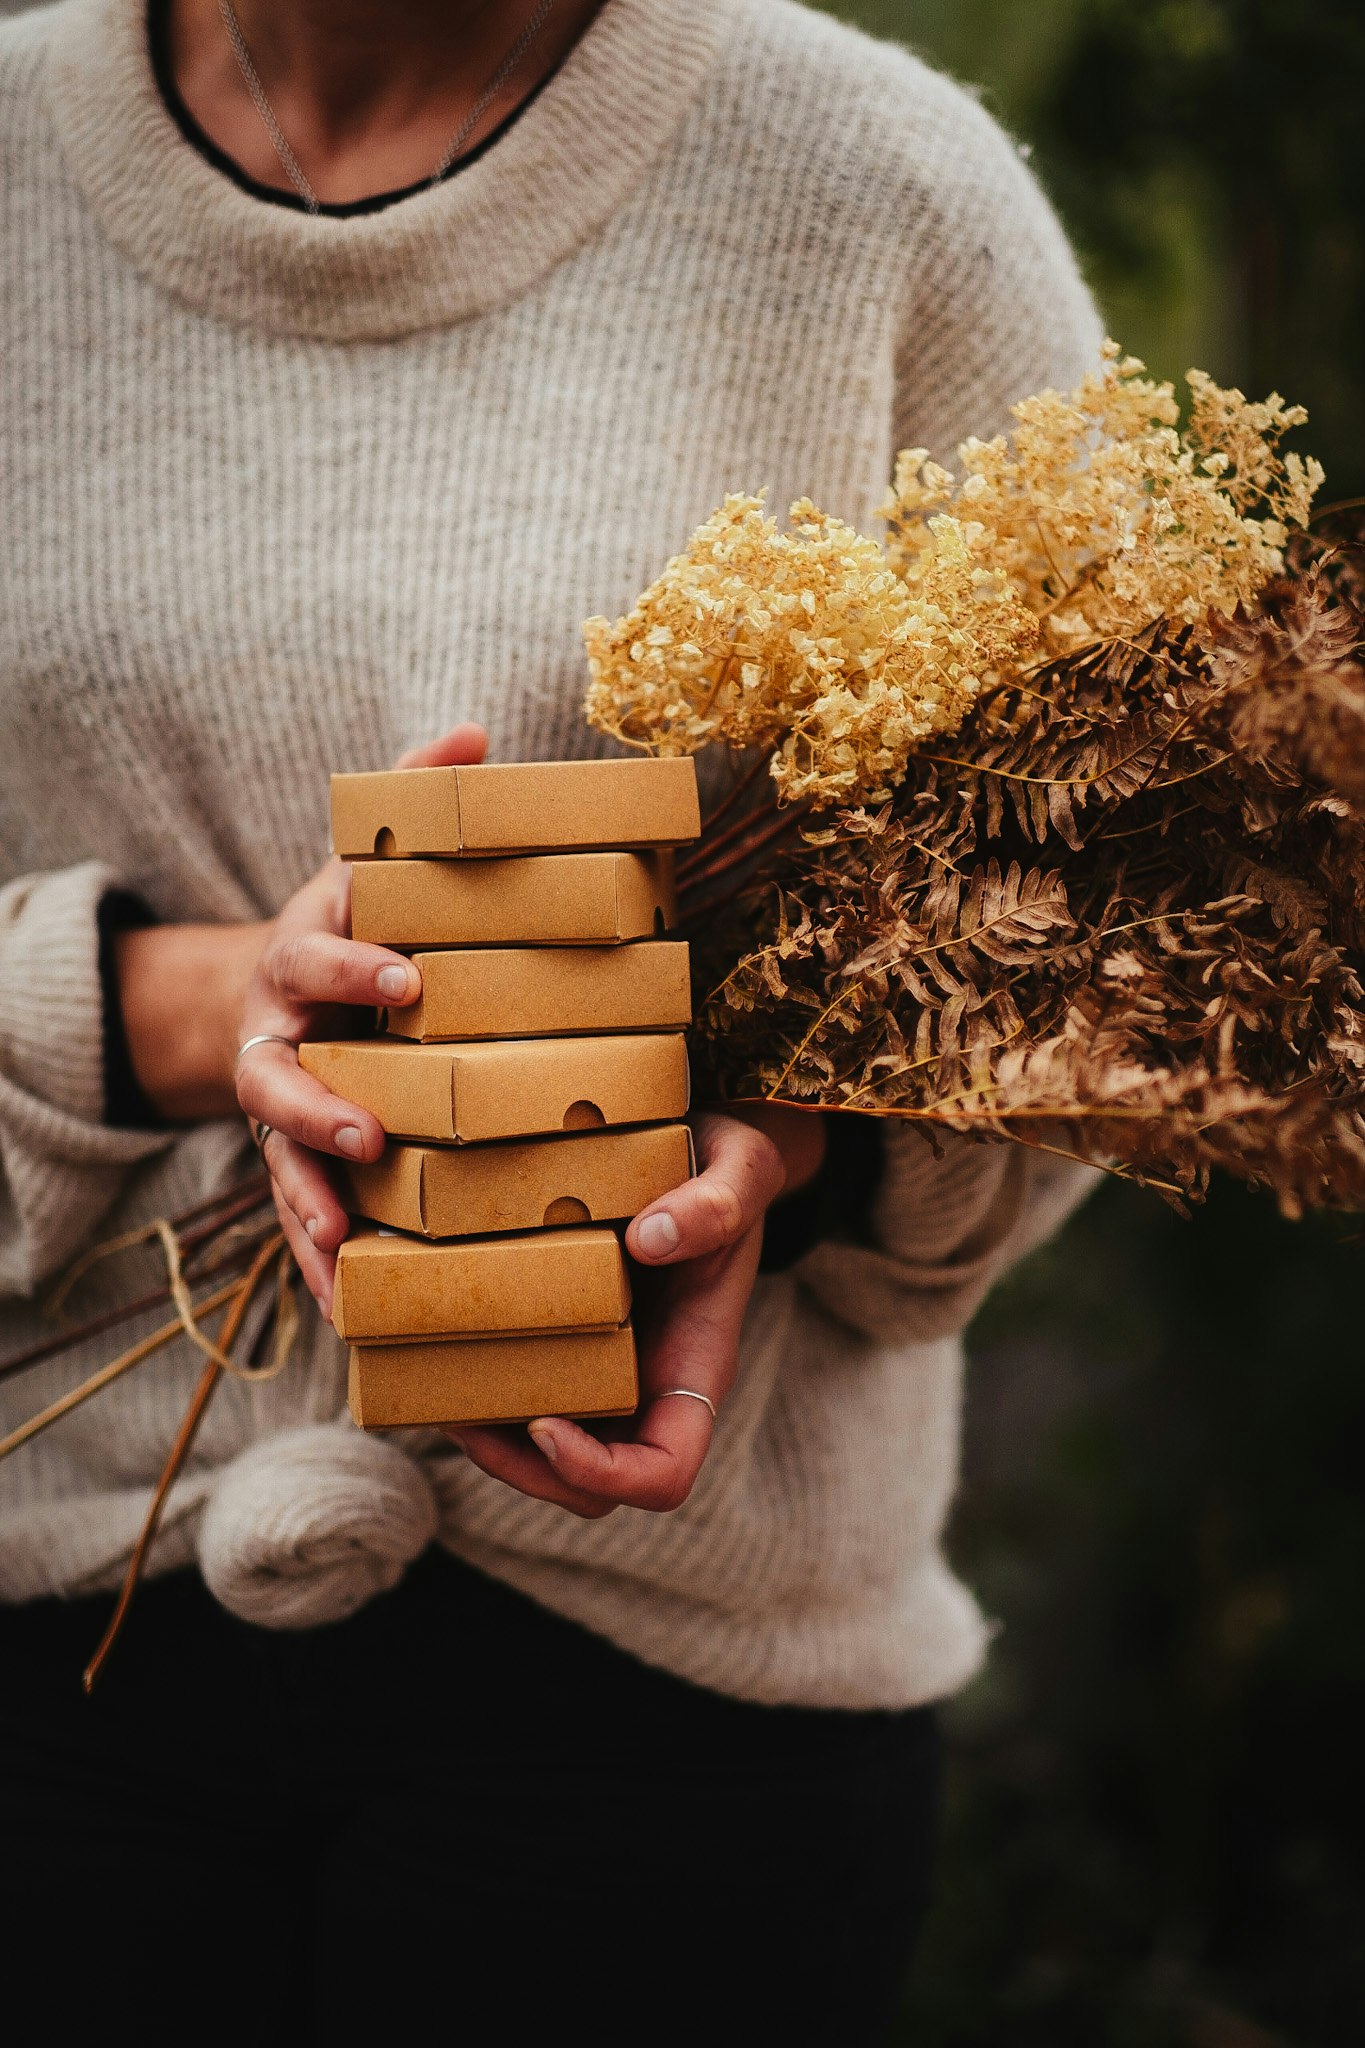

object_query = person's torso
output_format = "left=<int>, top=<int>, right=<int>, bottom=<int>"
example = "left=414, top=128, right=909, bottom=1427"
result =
left=0, top=1, right=999, bottom=1711
left=1, top=27, right=907, bottom=915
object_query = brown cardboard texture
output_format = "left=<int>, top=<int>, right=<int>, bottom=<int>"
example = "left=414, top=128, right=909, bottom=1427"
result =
left=346, top=1123, right=695, bottom=1238
left=332, top=1224, right=630, bottom=1341
left=351, top=851, right=676, bottom=948
left=331, top=758, right=700, bottom=859
left=384, top=942, right=691, bottom=1042
left=348, top=1324, right=638, bottom=1428
left=299, top=1033, right=689, bottom=1144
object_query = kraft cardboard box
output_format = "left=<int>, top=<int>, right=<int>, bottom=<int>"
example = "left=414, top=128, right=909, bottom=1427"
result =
left=332, top=1224, right=631, bottom=1342
left=384, top=941, right=691, bottom=1042
left=299, top=1033, right=690, bottom=1144
left=348, top=1323, right=639, bottom=1429
left=332, top=758, right=700, bottom=859
left=351, top=850, right=676, bottom=949
left=346, top=1123, right=695, bottom=1239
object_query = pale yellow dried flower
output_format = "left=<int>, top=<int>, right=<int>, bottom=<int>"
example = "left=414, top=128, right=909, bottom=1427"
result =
left=583, top=492, right=1035, bottom=806
left=882, top=342, right=1325, bottom=659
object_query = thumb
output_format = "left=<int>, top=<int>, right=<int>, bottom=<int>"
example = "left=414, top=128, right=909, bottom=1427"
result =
left=395, top=722, right=488, bottom=770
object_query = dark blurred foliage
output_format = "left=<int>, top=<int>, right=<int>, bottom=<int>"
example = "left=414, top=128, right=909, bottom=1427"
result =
left=811, top=4, right=1364, bottom=2042
left=1026, top=1, right=1365, bottom=498
left=923, top=1189, right=1365, bottom=2046
left=824, top=0, right=1365, bottom=500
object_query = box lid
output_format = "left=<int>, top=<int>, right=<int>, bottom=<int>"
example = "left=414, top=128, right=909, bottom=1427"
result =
left=333, top=1223, right=631, bottom=1341
left=348, top=1324, right=639, bottom=1429
left=332, top=758, right=700, bottom=859
left=384, top=941, right=691, bottom=1042
left=299, top=1033, right=690, bottom=1144
left=346, top=1123, right=695, bottom=1238
left=350, top=850, right=676, bottom=948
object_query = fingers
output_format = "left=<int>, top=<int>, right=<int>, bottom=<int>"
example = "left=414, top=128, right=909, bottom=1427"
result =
left=447, top=1110, right=786, bottom=1520
left=446, top=1241, right=753, bottom=1518
left=237, top=1042, right=386, bottom=1163
left=625, top=1110, right=785, bottom=1266
left=253, top=1096, right=355, bottom=1319
left=640, top=1227, right=762, bottom=1407
left=524, top=1396, right=713, bottom=1514
left=446, top=1300, right=730, bottom=1520
left=529, top=1222, right=759, bottom=1508
left=271, top=1180, right=338, bottom=1318
left=445, top=1424, right=618, bottom=1520
left=266, top=930, right=421, bottom=1013
left=444, top=1108, right=790, bottom=1523
left=261, top=1130, right=349, bottom=1255
left=395, top=723, right=488, bottom=771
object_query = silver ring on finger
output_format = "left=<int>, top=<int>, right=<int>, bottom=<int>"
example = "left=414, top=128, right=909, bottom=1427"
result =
left=656, top=1388, right=717, bottom=1420
left=235, top=1032, right=300, bottom=1071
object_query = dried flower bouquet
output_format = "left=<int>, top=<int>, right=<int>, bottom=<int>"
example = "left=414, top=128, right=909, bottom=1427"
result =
left=584, top=347, right=1364, bottom=1212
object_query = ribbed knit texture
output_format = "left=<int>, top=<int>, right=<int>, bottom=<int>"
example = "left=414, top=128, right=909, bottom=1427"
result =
left=0, top=0, right=1102, bottom=1706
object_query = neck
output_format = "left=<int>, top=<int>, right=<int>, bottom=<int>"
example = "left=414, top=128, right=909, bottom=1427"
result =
left=169, top=0, right=601, bottom=204
left=221, top=1, right=540, bottom=124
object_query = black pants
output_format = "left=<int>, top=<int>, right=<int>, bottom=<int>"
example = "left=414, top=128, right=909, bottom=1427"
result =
left=0, top=1549, right=939, bottom=2047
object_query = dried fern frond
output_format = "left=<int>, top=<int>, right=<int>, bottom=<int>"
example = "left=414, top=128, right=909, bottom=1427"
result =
left=681, top=535, right=1365, bottom=1214
left=1203, top=568, right=1365, bottom=800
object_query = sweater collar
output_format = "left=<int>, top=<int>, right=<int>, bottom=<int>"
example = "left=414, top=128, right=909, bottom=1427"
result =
left=45, top=0, right=729, bottom=341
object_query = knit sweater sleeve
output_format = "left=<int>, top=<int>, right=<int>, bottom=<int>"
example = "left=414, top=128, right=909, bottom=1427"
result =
left=0, top=862, right=172, bottom=1299
left=795, top=67, right=1105, bottom=1344
left=795, top=1133, right=1097, bottom=1344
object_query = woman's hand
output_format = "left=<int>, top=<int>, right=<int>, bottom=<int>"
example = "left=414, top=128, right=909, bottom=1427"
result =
left=232, top=724, right=488, bottom=1313
left=447, top=1102, right=826, bottom=1519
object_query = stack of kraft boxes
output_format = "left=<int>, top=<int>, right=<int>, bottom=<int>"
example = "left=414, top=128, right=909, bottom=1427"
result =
left=299, top=758, right=701, bottom=1432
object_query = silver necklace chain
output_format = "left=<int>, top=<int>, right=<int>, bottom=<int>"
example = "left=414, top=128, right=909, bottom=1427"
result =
left=216, top=0, right=556, bottom=217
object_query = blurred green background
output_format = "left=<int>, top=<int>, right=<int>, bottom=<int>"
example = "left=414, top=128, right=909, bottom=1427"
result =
left=813, top=4, right=1365, bottom=2043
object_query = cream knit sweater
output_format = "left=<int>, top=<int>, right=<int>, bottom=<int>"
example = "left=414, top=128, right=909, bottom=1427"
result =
left=0, top=0, right=1102, bottom=1708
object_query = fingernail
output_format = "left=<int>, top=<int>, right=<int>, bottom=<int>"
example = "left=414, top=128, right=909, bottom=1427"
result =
left=305, top=1217, right=319, bottom=1243
left=635, top=1211, right=680, bottom=1259
left=335, top=1125, right=365, bottom=1158
left=377, top=965, right=412, bottom=1001
left=528, top=1420, right=560, bottom=1465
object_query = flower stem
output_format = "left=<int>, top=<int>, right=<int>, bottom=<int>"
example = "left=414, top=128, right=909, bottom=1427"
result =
left=82, top=1236, right=285, bottom=1693
left=692, top=751, right=774, bottom=844
left=679, top=807, right=806, bottom=896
